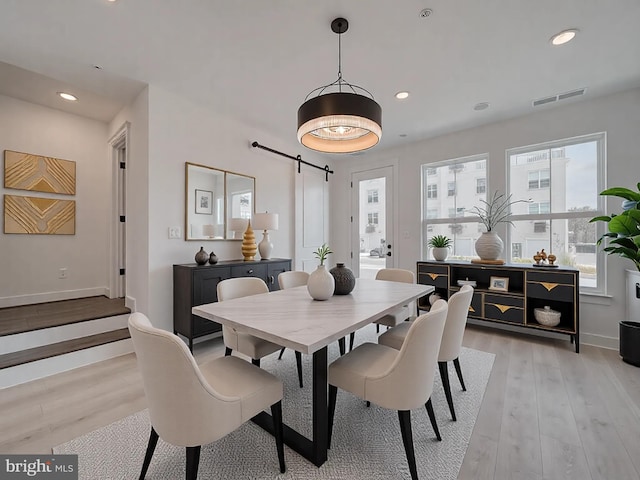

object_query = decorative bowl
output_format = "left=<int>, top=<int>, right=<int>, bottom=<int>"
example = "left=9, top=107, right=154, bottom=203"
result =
left=457, top=279, right=477, bottom=287
left=534, top=306, right=561, bottom=327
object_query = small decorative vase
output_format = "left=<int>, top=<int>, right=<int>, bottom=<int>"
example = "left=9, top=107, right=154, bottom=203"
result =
left=475, top=231, right=503, bottom=261
left=208, top=251, right=218, bottom=264
left=242, top=220, right=257, bottom=261
left=330, top=263, right=355, bottom=295
left=432, top=247, right=449, bottom=261
left=195, top=247, right=208, bottom=265
left=307, top=265, right=335, bottom=301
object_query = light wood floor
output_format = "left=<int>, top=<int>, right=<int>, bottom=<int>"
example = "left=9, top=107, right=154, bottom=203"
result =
left=2, top=325, right=639, bottom=480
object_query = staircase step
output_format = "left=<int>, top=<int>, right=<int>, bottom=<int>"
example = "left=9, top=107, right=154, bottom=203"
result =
left=0, top=328, right=130, bottom=369
left=0, top=296, right=131, bottom=336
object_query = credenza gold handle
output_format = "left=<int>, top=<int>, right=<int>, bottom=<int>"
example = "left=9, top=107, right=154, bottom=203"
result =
left=427, top=273, right=442, bottom=281
left=532, top=281, right=560, bottom=291
left=486, top=303, right=522, bottom=314
left=469, top=306, right=476, bottom=313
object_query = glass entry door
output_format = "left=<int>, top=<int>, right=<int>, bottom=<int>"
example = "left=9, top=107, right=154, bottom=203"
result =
left=351, top=166, right=394, bottom=279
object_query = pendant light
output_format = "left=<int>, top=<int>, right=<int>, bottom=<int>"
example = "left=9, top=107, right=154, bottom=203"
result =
left=297, top=18, right=382, bottom=154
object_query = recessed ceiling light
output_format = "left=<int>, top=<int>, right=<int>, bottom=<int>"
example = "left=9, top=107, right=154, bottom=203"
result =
left=399, top=134, right=408, bottom=137
left=58, top=92, right=78, bottom=102
left=550, top=29, right=578, bottom=46
left=474, top=102, right=489, bottom=111
left=395, top=91, right=410, bottom=100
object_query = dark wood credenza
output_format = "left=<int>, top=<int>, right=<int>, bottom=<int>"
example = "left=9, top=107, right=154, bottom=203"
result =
left=173, top=258, right=291, bottom=350
left=416, top=260, right=580, bottom=352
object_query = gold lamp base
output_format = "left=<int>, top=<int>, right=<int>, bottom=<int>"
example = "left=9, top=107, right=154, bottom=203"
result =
left=242, top=220, right=257, bottom=261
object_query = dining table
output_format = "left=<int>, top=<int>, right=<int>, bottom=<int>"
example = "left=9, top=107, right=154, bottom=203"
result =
left=192, top=277, right=434, bottom=467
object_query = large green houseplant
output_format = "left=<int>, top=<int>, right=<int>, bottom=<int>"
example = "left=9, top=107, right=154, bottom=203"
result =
left=590, top=183, right=640, bottom=366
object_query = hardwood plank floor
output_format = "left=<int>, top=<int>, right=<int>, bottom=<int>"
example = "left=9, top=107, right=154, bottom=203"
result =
left=1, top=324, right=639, bottom=480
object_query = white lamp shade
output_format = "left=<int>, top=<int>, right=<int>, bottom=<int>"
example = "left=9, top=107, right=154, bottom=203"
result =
left=253, top=212, right=279, bottom=231
left=229, top=218, right=248, bottom=232
left=202, top=224, right=216, bottom=237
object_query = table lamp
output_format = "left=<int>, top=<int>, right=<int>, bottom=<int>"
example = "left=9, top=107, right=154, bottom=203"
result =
left=202, top=224, right=216, bottom=239
left=252, top=212, right=279, bottom=260
left=228, top=218, right=248, bottom=239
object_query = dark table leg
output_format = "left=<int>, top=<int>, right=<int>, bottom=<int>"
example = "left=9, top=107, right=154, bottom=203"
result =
left=252, top=346, right=328, bottom=467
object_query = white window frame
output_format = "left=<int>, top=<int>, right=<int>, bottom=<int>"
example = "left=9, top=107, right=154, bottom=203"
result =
left=506, top=132, right=606, bottom=294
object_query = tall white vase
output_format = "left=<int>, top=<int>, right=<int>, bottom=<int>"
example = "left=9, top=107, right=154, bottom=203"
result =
left=474, top=231, right=504, bottom=261
left=307, top=265, right=335, bottom=301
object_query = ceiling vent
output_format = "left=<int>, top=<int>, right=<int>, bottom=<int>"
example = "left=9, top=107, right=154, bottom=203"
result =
left=533, top=87, right=586, bottom=107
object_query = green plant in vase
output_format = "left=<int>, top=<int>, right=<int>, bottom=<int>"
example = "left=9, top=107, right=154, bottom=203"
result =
left=309, top=243, right=334, bottom=301
left=313, top=243, right=333, bottom=266
left=427, top=235, right=452, bottom=261
left=590, top=182, right=640, bottom=367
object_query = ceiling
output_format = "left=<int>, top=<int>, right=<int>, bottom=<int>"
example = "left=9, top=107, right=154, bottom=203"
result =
left=1, top=0, right=639, bottom=154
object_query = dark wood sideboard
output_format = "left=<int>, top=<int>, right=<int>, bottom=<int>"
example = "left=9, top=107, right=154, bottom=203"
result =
left=173, top=258, right=291, bottom=350
left=416, top=260, right=580, bottom=352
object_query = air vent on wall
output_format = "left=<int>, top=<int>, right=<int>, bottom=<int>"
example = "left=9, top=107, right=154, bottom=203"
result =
left=533, top=87, right=586, bottom=107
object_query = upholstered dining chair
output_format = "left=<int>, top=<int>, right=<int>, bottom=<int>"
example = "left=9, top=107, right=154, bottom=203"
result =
left=217, top=277, right=302, bottom=380
left=328, top=300, right=448, bottom=480
left=379, top=284, right=474, bottom=421
left=275, top=270, right=309, bottom=387
left=348, top=268, right=415, bottom=351
left=128, top=312, right=286, bottom=480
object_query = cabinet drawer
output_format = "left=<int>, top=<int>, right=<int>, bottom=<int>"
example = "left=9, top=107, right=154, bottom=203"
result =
left=526, top=271, right=575, bottom=285
left=418, top=272, right=449, bottom=288
left=484, top=294, right=525, bottom=324
left=468, top=292, right=482, bottom=318
left=527, top=281, right=574, bottom=302
left=418, top=263, right=449, bottom=275
left=230, top=264, right=267, bottom=279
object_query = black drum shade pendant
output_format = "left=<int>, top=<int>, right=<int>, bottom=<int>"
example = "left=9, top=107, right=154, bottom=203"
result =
left=297, top=18, right=382, bottom=154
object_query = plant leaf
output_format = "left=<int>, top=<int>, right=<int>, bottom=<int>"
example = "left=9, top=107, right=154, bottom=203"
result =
left=600, top=187, right=640, bottom=201
left=589, top=215, right=612, bottom=223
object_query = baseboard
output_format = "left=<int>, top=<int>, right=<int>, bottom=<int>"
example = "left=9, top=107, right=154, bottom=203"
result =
left=125, top=296, right=136, bottom=311
left=0, top=338, right=133, bottom=389
left=467, top=319, right=618, bottom=351
left=0, top=287, right=109, bottom=308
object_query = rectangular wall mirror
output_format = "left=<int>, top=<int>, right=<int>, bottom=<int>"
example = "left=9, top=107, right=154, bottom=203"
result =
left=185, top=162, right=255, bottom=241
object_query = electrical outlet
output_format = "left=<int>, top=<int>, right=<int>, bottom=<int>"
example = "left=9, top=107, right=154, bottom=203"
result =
left=59, top=268, right=68, bottom=279
left=168, top=226, right=182, bottom=239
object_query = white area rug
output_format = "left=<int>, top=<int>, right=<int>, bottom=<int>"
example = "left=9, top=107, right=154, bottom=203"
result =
left=54, top=325, right=494, bottom=479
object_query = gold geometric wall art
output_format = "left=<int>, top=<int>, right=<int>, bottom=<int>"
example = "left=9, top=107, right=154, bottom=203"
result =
left=4, top=150, right=76, bottom=195
left=4, top=194, right=75, bottom=235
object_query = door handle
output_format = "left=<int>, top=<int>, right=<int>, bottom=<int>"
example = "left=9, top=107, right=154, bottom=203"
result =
left=386, top=252, right=392, bottom=257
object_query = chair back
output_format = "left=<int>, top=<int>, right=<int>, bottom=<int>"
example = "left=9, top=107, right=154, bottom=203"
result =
left=217, top=277, right=269, bottom=301
left=366, top=299, right=448, bottom=411
left=439, top=285, right=474, bottom=362
left=128, top=312, right=240, bottom=447
left=278, top=270, right=309, bottom=289
left=375, top=268, right=414, bottom=284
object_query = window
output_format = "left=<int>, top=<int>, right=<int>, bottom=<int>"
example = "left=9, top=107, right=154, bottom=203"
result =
left=528, top=169, right=550, bottom=189
left=476, top=178, right=486, bottom=194
left=367, top=212, right=379, bottom=225
left=422, top=154, right=487, bottom=260
left=367, top=189, right=379, bottom=204
left=529, top=202, right=550, bottom=214
left=508, top=133, right=605, bottom=292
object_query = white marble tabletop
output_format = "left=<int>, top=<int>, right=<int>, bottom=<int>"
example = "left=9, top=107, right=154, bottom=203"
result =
left=192, top=278, right=433, bottom=355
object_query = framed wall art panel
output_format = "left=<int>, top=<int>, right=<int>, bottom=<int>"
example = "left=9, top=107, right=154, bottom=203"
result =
left=4, top=194, right=76, bottom=235
left=4, top=150, right=76, bottom=195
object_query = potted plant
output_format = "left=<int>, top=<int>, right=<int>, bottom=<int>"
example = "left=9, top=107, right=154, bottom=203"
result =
left=307, top=243, right=335, bottom=300
left=427, top=235, right=452, bottom=261
left=468, top=191, right=529, bottom=261
left=590, top=183, right=640, bottom=366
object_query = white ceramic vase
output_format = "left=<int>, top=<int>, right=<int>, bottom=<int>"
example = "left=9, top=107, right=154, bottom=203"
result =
left=475, top=231, right=504, bottom=261
left=307, top=264, right=335, bottom=301
left=431, top=247, right=449, bottom=261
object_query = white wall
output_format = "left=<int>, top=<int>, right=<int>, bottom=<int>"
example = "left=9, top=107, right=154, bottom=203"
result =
left=330, top=87, right=640, bottom=348
left=143, top=85, right=315, bottom=331
left=0, top=95, right=111, bottom=306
